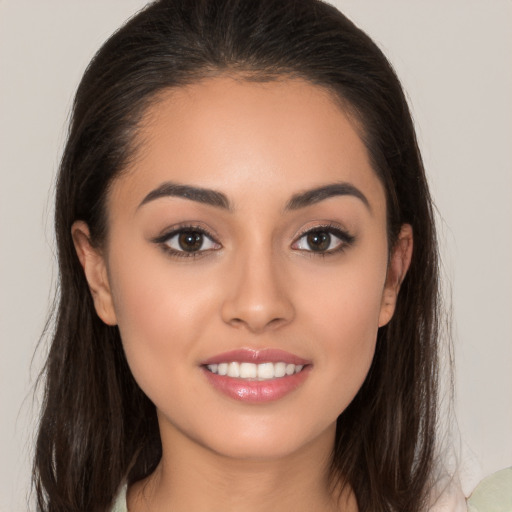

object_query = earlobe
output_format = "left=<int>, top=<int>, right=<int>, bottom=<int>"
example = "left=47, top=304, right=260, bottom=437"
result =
left=378, top=224, right=413, bottom=327
left=71, top=221, right=117, bottom=326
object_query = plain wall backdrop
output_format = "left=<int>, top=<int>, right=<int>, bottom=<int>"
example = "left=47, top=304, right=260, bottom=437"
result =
left=1, top=1, right=511, bottom=510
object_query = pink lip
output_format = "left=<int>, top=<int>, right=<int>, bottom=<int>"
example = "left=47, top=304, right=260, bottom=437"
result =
left=201, top=348, right=312, bottom=403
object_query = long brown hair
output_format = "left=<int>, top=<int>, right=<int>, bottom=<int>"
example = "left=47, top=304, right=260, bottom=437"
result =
left=34, top=1, right=440, bottom=510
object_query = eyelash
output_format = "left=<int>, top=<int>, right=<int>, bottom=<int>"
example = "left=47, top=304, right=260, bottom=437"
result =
left=152, top=223, right=355, bottom=259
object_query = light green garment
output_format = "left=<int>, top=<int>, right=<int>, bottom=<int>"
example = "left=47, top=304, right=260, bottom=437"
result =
left=111, top=483, right=128, bottom=512
left=467, top=468, right=512, bottom=512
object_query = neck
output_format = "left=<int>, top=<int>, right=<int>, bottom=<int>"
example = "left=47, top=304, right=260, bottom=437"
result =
left=127, top=423, right=357, bottom=512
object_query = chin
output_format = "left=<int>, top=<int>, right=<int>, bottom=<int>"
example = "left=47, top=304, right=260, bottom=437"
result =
left=189, top=416, right=337, bottom=462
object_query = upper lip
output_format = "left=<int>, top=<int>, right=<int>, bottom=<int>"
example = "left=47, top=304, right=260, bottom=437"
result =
left=201, top=348, right=311, bottom=366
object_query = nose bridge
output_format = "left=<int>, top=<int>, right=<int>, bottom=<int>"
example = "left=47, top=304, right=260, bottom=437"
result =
left=221, top=241, right=294, bottom=332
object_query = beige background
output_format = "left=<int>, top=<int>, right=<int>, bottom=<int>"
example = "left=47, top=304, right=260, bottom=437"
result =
left=1, top=1, right=511, bottom=510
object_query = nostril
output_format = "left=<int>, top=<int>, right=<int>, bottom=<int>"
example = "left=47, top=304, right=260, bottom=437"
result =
left=267, top=317, right=287, bottom=328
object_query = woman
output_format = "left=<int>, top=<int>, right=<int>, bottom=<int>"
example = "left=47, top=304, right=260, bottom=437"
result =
left=33, top=0, right=455, bottom=510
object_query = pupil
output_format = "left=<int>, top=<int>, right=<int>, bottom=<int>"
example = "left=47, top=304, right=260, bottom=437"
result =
left=307, top=231, right=330, bottom=251
left=178, top=232, right=203, bottom=252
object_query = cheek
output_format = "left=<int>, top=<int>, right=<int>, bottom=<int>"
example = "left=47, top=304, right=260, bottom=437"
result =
left=107, top=247, right=220, bottom=392
left=299, top=253, right=387, bottom=406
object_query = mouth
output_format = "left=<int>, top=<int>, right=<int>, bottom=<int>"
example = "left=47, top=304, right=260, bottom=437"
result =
left=201, top=349, right=311, bottom=402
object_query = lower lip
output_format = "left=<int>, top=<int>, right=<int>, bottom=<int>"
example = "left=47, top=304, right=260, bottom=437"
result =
left=202, top=366, right=311, bottom=403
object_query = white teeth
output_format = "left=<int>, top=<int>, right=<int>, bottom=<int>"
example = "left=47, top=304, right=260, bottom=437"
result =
left=285, top=363, right=295, bottom=376
left=257, top=362, right=274, bottom=379
left=239, top=362, right=257, bottom=378
left=207, top=361, right=305, bottom=380
left=274, top=362, right=286, bottom=377
left=227, top=362, right=240, bottom=377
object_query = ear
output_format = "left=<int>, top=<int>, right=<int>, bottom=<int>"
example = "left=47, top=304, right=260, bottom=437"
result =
left=71, top=221, right=117, bottom=326
left=378, top=224, right=413, bottom=327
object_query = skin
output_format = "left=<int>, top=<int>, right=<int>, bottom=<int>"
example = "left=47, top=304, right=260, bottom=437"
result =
left=73, top=77, right=412, bottom=512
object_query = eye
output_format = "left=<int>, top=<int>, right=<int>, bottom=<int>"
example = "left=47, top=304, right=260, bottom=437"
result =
left=155, top=227, right=221, bottom=257
left=292, top=226, right=354, bottom=254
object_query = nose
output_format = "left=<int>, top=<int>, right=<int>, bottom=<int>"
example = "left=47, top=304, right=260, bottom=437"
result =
left=220, top=248, right=295, bottom=333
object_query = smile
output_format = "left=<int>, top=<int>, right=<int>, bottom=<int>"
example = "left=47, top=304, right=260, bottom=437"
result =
left=206, top=362, right=304, bottom=380
left=201, top=349, right=311, bottom=402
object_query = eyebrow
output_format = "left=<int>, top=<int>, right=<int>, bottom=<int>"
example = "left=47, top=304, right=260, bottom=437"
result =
left=138, top=180, right=370, bottom=213
left=285, top=182, right=370, bottom=211
left=138, top=182, right=231, bottom=210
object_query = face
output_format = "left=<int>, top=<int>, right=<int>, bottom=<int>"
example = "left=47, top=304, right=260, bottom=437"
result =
left=74, top=77, right=411, bottom=462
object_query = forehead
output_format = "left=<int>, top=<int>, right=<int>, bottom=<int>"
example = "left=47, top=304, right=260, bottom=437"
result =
left=111, top=76, right=385, bottom=216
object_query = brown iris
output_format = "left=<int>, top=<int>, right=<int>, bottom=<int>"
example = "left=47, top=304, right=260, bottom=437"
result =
left=306, top=231, right=331, bottom=251
left=178, top=231, right=204, bottom=252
